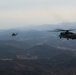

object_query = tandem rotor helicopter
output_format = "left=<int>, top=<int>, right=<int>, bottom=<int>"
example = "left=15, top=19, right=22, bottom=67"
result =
left=48, top=29, right=76, bottom=40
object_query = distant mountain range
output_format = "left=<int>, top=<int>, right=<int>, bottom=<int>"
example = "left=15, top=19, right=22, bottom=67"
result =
left=0, top=22, right=76, bottom=58
left=27, top=44, right=75, bottom=58
left=16, top=22, right=76, bottom=31
left=0, top=22, right=76, bottom=50
left=0, top=22, right=76, bottom=75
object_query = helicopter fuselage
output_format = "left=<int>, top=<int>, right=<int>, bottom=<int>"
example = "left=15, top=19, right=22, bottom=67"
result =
left=12, top=33, right=18, bottom=36
left=59, top=32, right=76, bottom=40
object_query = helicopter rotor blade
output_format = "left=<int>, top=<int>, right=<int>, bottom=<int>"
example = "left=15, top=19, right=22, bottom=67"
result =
left=48, top=29, right=76, bottom=32
left=68, top=29, right=76, bottom=31
left=48, top=29, right=67, bottom=32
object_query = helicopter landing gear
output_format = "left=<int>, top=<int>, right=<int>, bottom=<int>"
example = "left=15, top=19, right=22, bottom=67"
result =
left=59, top=35, right=62, bottom=39
left=60, top=37, right=62, bottom=39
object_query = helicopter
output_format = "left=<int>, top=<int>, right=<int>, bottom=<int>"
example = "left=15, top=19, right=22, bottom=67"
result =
left=12, top=33, right=18, bottom=36
left=48, top=29, right=76, bottom=40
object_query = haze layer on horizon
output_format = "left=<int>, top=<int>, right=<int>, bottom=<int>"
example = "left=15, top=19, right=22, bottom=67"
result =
left=0, top=0, right=76, bottom=29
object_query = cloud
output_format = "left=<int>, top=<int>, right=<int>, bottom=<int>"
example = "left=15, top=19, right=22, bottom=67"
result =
left=0, top=0, right=76, bottom=29
left=0, top=0, right=76, bottom=10
left=0, top=7, right=76, bottom=24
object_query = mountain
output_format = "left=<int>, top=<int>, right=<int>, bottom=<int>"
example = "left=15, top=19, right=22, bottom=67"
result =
left=0, top=22, right=76, bottom=40
left=17, top=22, right=76, bottom=31
left=0, top=27, right=76, bottom=50
left=0, top=29, right=50, bottom=40
left=0, top=43, right=75, bottom=75
left=0, top=22, right=76, bottom=75
left=0, top=40, right=29, bottom=58
left=27, top=44, right=75, bottom=58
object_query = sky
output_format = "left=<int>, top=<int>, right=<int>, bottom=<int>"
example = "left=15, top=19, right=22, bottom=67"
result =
left=0, top=0, right=76, bottom=29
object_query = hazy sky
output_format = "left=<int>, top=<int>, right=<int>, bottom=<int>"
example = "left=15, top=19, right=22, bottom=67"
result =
left=0, top=0, right=76, bottom=29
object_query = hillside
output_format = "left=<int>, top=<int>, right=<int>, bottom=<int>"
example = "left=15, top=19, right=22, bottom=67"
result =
left=0, top=22, right=76, bottom=74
